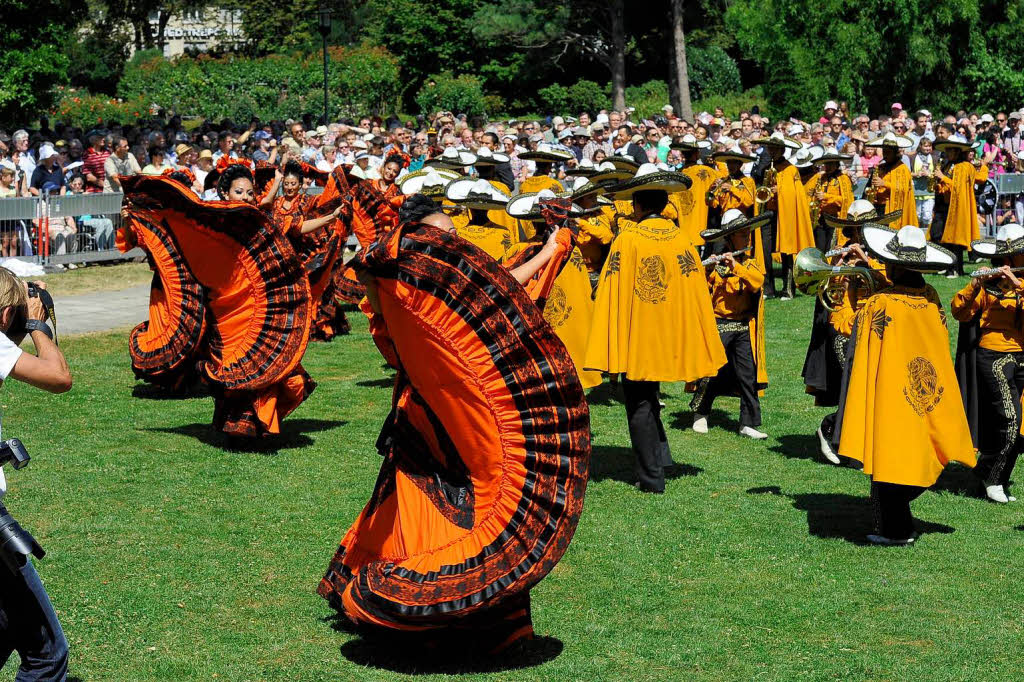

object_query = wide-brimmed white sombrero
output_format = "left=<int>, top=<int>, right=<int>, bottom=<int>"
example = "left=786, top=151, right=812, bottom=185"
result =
left=506, top=189, right=589, bottom=220
left=864, top=224, right=954, bottom=270
left=519, top=143, right=574, bottom=163
left=397, top=167, right=459, bottom=199
left=865, top=132, right=913, bottom=149
left=425, top=147, right=478, bottom=169
left=700, top=208, right=773, bottom=242
left=473, top=147, right=510, bottom=165
left=607, top=162, right=692, bottom=198
left=972, top=223, right=1024, bottom=257
left=445, top=177, right=510, bottom=209
left=823, top=199, right=901, bottom=229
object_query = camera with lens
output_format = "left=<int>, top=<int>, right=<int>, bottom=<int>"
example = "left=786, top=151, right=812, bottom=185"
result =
left=0, top=439, right=45, bottom=573
left=9, top=283, right=57, bottom=344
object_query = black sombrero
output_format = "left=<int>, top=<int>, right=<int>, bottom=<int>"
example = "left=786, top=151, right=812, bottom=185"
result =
left=700, top=209, right=773, bottom=242
left=608, top=163, right=692, bottom=198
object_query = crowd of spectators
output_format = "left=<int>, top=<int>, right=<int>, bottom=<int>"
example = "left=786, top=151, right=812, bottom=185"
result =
left=2, top=100, right=1023, bottom=258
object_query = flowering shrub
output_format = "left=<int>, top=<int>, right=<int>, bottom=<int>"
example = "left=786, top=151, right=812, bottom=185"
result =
left=51, top=87, right=149, bottom=128
left=118, top=46, right=401, bottom=121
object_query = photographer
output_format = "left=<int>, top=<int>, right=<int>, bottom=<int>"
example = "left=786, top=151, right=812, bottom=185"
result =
left=0, top=266, right=72, bottom=681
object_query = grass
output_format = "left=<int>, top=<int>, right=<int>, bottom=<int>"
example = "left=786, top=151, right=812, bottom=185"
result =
left=2, top=271, right=1022, bottom=681
left=31, top=261, right=152, bottom=297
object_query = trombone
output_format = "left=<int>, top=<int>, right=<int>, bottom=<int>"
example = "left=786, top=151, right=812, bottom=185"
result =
left=794, top=247, right=876, bottom=311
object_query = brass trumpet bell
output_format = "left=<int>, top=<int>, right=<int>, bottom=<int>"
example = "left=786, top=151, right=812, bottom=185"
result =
left=794, top=247, right=876, bottom=311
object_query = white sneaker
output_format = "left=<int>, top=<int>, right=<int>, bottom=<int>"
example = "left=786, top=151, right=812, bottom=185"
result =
left=780, top=295, right=793, bottom=301
left=817, top=427, right=841, bottom=465
left=739, top=425, right=768, bottom=440
left=866, top=534, right=916, bottom=546
left=1009, top=495, right=1017, bottom=502
left=945, top=273, right=958, bottom=279
left=985, top=484, right=1009, bottom=503
left=692, top=414, right=709, bottom=434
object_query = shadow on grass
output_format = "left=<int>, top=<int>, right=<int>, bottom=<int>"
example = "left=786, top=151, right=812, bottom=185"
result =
left=144, top=418, right=347, bottom=453
left=931, top=464, right=985, bottom=498
left=325, top=614, right=563, bottom=675
left=667, top=408, right=741, bottom=433
left=1017, top=525, right=1024, bottom=532
left=589, top=445, right=702, bottom=485
left=131, top=382, right=210, bottom=400
left=768, top=433, right=822, bottom=462
left=356, top=377, right=394, bottom=389
left=747, top=486, right=955, bottom=545
left=585, top=380, right=621, bottom=406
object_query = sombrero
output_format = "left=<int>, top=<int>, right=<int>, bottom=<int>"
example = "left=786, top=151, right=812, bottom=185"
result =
left=589, top=161, right=635, bottom=184
left=791, top=145, right=823, bottom=169
left=670, top=134, right=712, bottom=151
left=712, top=148, right=756, bottom=164
left=700, top=208, right=773, bottom=242
left=813, top=146, right=852, bottom=164
left=397, top=167, right=459, bottom=199
left=473, top=147, right=510, bottom=165
left=972, top=223, right=1024, bottom=257
left=933, top=134, right=972, bottom=154
left=519, top=143, right=574, bottom=163
left=823, top=199, right=901, bottom=229
left=608, top=154, right=641, bottom=172
left=754, top=131, right=802, bottom=150
left=507, top=189, right=591, bottom=221
left=865, top=131, right=913, bottom=150
left=425, top=147, right=478, bottom=169
left=863, top=224, right=954, bottom=271
left=563, top=175, right=608, bottom=202
left=568, top=158, right=600, bottom=177
left=608, top=163, right=692, bottom=198
left=445, top=177, right=510, bottom=209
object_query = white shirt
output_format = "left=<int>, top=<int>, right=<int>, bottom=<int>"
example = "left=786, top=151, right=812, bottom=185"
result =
left=0, top=331, right=22, bottom=500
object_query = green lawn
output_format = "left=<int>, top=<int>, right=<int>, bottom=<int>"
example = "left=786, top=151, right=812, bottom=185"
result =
left=33, top=261, right=152, bottom=297
left=2, top=272, right=1022, bottom=681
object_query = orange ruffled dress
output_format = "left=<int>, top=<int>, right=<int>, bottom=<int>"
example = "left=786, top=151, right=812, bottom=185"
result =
left=317, top=221, right=590, bottom=652
left=121, top=175, right=315, bottom=437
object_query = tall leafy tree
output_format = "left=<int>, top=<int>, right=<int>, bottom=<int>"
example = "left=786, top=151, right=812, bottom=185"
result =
left=0, top=1, right=86, bottom=126
left=473, top=0, right=629, bottom=110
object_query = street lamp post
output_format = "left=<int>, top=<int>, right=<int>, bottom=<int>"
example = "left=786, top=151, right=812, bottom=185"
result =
left=317, top=4, right=332, bottom=125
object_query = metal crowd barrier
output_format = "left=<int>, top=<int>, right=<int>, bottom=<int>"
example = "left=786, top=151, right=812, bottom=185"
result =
left=0, top=192, right=140, bottom=267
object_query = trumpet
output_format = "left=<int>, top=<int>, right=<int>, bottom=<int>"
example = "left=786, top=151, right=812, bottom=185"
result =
left=926, top=167, right=937, bottom=193
left=702, top=247, right=751, bottom=266
left=795, top=247, right=876, bottom=311
left=706, top=177, right=742, bottom=204
left=755, top=163, right=777, bottom=205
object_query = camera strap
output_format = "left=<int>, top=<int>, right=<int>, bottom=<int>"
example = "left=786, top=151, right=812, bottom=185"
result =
left=36, top=287, right=57, bottom=346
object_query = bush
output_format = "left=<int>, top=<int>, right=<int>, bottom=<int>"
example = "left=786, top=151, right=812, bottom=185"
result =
left=537, top=79, right=610, bottom=116
left=686, top=45, right=742, bottom=101
left=118, top=46, right=401, bottom=122
left=693, top=87, right=768, bottom=120
left=414, top=72, right=488, bottom=117
left=51, top=87, right=149, bottom=129
left=625, top=80, right=669, bottom=120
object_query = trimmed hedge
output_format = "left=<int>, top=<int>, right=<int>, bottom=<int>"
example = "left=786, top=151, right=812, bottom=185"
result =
left=118, top=46, right=400, bottom=122
left=415, top=72, right=488, bottom=117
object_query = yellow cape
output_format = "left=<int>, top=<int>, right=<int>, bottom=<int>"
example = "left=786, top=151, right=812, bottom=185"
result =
left=670, top=164, right=717, bottom=246
left=939, top=161, right=980, bottom=247
left=457, top=221, right=514, bottom=261
left=878, top=162, right=918, bottom=228
left=519, top=175, right=563, bottom=194
left=772, top=164, right=814, bottom=255
left=505, top=241, right=601, bottom=389
left=584, top=216, right=726, bottom=382
left=837, top=285, right=976, bottom=486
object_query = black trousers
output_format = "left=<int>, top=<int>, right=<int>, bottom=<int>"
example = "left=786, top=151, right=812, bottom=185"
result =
left=930, top=201, right=965, bottom=275
left=778, top=254, right=795, bottom=297
left=813, top=224, right=832, bottom=255
left=691, top=324, right=761, bottom=427
left=760, top=220, right=776, bottom=297
left=622, top=378, right=673, bottom=493
left=870, top=481, right=926, bottom=539
left=975, top=347, right=1024, bottom=488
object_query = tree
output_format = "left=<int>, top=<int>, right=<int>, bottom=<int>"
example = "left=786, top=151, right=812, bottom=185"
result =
left=472, top=0, right=629, bottom=110
left=724, top=0, right=1024, bottom=118
left=670, top=0, right=692, bottom=121
left=0, top=1, right=86, bottom=126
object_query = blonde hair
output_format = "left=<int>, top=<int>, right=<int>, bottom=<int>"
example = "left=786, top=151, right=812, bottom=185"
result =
left=0, top=267, right=27, bottom=311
